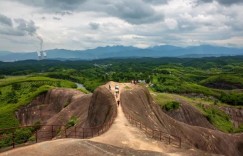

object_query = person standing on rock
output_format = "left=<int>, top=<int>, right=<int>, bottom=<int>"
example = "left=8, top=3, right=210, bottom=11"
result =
left=109, top=85, right=111, bottom=90
left=117, top=100, right=120, bottom=107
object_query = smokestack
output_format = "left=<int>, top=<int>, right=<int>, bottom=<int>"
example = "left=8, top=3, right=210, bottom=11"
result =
left=43, top=51, right=47, bottom=58
left=37, top=51, right=41, bottom=60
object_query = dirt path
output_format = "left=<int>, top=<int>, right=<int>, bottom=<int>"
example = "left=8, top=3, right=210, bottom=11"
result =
left=91, top=81, right=177, bottom=155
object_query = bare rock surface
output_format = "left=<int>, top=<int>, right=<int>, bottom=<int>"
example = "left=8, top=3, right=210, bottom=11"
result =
left=0, top=139, right=166, bottom=156
left=85, top=86, right=117, bottom=128
left=163, top=101, right=215, bottom=129
left=16, top=88, right=84, bottom=126
left=220, top=106, right=243, bottom=128
left=121, top=86, right=243, bottom=156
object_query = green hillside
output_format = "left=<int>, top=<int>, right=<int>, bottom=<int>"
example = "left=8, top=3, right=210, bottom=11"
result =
left=0, top=76, right=76, bottom=129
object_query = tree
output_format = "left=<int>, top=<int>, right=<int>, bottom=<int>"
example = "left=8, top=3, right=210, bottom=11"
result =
left=6, top=91, right=18, bottom=103
left=12, top=83, right=21, bottom=90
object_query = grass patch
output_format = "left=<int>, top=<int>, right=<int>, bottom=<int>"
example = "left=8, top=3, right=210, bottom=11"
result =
left=77, top=88, right=90, bottom=94
left=195, top=103, right=234, bottom=132
left=124, top=86, right=131, bottom=90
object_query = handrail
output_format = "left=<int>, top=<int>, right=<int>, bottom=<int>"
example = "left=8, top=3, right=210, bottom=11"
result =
left=0, top=107, right=117, bottom=151
left=122, top=110, right=181, bottom=148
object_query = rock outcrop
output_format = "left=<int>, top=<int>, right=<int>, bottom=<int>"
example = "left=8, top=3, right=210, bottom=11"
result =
left=16, top=89, right=84, bottom=126
left=163, top=102, right=215, bottom=129
left=85, top=86, right=117, bottom=128
left=121, top=86, right=243, bottom=156
left=16, top=86, right=117, bottom=138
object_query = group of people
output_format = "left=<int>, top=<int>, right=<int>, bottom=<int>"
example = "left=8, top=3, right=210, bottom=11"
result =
left=109, top=84, right=120, bottom=107
left=131, top=80, right=138, bottom=84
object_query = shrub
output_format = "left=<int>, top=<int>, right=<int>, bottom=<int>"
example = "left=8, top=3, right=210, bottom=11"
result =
left=0, top=133, right=12, bottom=148
left=12, top=83, right=21, bottom=90
left=65, top=116, right=78, bottom=128
left=14, top=128, right=32, bottom=144
left=32, top=121, right=41, bottom=131
left=163, top=101, right=180, bottom=111
left=6, top=91, right=18, bottom=103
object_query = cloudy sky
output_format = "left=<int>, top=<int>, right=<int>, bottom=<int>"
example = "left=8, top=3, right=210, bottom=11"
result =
left=0, top=0, right=243, bottom=52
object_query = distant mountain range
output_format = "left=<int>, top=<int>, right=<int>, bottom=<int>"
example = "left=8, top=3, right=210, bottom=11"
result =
left=0, top=45, right=243, bottom=62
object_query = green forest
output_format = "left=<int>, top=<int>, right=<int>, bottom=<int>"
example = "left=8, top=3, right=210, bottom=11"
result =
left=1, top=56, right=242, bottom=105
left=0, top=56, right=243, bottom=134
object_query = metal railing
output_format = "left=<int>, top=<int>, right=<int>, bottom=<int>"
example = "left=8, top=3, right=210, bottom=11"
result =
left=123, top=111, right=181, bottom=148
left=0, top=110, right=117, bottom=151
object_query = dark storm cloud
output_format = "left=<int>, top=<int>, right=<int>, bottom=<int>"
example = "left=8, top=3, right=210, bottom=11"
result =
left=103, top=0, right=163, bottom=24
left=89, top=22, right=100, bottom=30
left=0, top=28, right=25, bottom=36
left=15, top=0, right=163, bottom=24
left=15, top=0, right=86, bottom=11
left=198, top=0, right=243, bottom=5
left=14, top=19, right=37, bottom=35
left=0, top=14, right=13, bottom=26
left=0, top=15, right=38, bottom=36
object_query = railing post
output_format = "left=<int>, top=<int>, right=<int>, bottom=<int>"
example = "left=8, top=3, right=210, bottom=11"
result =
left=82, top=128, right=84, bottom=139
left=169, top=136, right=171, bottom=144
left=65, top=128, right=67, bottom=138
left=91, top=128, right=93, bottom=137
left=75, top=127, right=77, bottom=138
left=35, top=130, right=38, bottom=143
left=12, top=131, right=15, bottom=148
left=51, top=125, right=54, bottom=138
left=160, top=132, right=162, bottom=141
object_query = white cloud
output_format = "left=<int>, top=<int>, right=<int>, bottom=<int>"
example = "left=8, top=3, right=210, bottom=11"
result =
left=164, top=18, right=178, bottom=30
left=0, top=0, right=242, bottom=52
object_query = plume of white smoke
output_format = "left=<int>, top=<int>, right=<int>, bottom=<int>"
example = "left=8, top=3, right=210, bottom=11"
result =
left=37, top=34, right=43, bottom=51
left=36, top=34, right=44, bottom=60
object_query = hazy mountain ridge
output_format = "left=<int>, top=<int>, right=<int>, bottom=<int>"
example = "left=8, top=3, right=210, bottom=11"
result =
left=0, top=45, right=243, bottom=61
